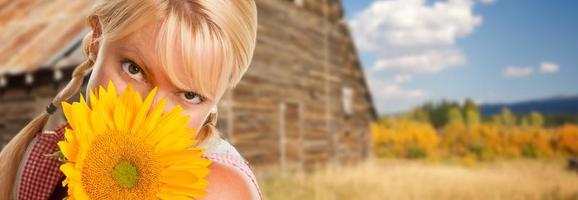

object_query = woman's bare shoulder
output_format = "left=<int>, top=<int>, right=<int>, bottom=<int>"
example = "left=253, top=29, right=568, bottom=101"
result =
left=202, top=161, right=259, bottom=200
left=202, top=139, right=262, bottom=200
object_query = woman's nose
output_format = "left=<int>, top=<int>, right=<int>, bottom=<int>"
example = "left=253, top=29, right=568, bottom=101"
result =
left=150, top=89, right=176, bottom=113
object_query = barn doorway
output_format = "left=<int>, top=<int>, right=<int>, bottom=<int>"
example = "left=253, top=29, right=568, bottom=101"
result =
left=279, top=102, right=303, bottom=172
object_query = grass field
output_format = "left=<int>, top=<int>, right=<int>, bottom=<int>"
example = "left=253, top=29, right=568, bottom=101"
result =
left=259, top=159, right=578, bottom=200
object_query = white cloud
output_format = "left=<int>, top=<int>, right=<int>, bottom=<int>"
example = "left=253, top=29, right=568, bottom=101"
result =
left=503, top=66, right=534, bottom=78
left=373, top=49, right=466, bottom=74
left=368, top=78, right=429, bottom=113
left=540, top=62, right=559, bottom=73
left=479, top=0, right=496, bottom=5
left=348, top=0, right=490, bottom=114
left=368, top=78, right=428, bottom=100
left=349, top=0, right=483, bottom=51
left=348, top=0, right=485, bottom=76
left=394, top=74, right=413, bottom=83
left=381, top=84, right=428, bottom=100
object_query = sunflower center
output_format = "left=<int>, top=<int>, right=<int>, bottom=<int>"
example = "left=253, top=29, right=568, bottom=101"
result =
left=112, top=160, right=139, bottom=188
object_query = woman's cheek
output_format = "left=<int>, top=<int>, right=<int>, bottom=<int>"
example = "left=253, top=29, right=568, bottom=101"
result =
left=185, top=110, right=209, bottom=131
left=86, top=63, right=126, bottom=98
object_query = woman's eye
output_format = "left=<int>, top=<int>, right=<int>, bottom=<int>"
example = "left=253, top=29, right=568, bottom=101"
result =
left=180, top=92, right=204, bottom=105
left=121, top=60, right=145, bottom=82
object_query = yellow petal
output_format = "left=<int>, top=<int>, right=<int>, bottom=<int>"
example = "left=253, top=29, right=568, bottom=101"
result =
left=61, top=102, right=75, bottom=131
left=160, top=170, right=200, bottom=186
left=133, top=87, right=157, bottom=129
left=158, top=149, right=207, bottom=166
left=60, top=163, right=80, bottom=182
left=58, top=141, right=76, bottom=161
left=142, top=99, right=166, bottom=134
left=159, top=184, right=202, bottom=197
left=113, top=101, right=129, bottom=131
left=89, top=88, right=99, bottom=109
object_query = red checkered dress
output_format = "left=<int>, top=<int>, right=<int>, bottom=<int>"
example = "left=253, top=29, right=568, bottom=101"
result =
left=14, top=124, right=264, bottom=199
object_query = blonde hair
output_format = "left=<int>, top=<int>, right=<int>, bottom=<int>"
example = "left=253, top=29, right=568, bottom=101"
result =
left=0, top=0, right=257, bottom=197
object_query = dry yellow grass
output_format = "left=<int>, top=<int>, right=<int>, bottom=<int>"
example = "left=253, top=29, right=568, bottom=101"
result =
left=259, top=159, right=578, bottom=200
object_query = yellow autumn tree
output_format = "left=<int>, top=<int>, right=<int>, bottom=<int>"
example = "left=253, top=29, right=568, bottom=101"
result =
left=557, top=124, right=578, bottom=156
left=371, top=118, right=439, bottom=159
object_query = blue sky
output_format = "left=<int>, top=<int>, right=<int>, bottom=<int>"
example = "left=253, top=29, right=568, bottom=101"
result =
left=342, top=0, right=578, bottom=114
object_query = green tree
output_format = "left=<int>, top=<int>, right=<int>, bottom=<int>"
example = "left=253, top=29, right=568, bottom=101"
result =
left=463, top=98, right=481, bottom=126
left=520, top=116, right=530, bottom=127
left=409, top=107, right=430, bottom=123
left=449, top=107, right=464, bottom=125
left=530, top=112, right=545, bottom=127
left=500, top=108, right=517, bottom=127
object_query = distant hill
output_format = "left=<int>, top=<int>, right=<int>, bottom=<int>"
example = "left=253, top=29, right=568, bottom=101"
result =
left=480, top=95, right=578, bottom=116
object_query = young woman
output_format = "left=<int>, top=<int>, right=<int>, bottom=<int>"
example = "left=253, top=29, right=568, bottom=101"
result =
left=0, top=0, right=261, bottom=199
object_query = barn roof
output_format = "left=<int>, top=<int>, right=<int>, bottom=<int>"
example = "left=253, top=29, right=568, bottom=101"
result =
left=0, top=0, right=92, bottom=75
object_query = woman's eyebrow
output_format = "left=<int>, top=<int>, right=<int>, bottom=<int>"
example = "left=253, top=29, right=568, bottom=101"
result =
left=118, top=43, right=143, bottom=57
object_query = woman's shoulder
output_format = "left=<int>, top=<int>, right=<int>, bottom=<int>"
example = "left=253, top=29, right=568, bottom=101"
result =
left=203, top=139, right=264, bottom=200
left=204, top=138, right=246, bottom=162
left=15, top=124, right=68, bottom=199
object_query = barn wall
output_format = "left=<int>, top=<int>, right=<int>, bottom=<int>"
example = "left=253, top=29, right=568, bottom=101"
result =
left=0, top=82, right=68, bottom=148
left=225, top=0, right=375, bottom=173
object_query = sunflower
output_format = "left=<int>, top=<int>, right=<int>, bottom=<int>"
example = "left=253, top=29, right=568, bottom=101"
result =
left=57, top=81, right=211, bottom=200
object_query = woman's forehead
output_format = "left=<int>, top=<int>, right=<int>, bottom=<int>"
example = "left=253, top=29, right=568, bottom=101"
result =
left=110, top=22, right=224, bottom=98
left=120, top=23, right=168, bottom=64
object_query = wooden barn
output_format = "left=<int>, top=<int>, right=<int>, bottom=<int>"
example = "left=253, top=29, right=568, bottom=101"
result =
left=0, top=0, right=377, bottom=173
